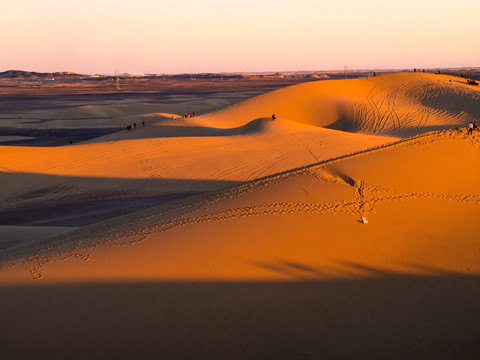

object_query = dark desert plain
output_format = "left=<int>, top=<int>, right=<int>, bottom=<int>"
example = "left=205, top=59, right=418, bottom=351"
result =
left=1, top=68, right=480, bottom=359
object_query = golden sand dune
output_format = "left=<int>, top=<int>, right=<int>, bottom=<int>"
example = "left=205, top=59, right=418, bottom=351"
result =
left=1, top=130, right=479, bottom=359
left=2, top=72, right=478, bottom=224
left=2, top=129, right=478, bottom=283
left=0, top=118, right=394, bottom=216
left=202, top=72, right=480, bottom=136
left=1, top=73, right=479, bottom=359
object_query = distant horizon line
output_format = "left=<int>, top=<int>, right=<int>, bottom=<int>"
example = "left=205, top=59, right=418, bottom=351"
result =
left=1, top=66, right=479, bottom=77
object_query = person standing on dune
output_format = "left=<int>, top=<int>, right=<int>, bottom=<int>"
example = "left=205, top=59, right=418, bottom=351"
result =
left=467, top=121, right=474, bottom=135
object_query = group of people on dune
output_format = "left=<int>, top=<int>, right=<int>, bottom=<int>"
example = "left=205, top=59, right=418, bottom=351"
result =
left=183, top=111, right=195, bottom=120
left=126, top=122, right=145, bottom=131
left=467, top=121, right=479, bottom=135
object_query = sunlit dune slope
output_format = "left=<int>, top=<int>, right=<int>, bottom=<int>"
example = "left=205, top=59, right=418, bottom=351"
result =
left=2, top=72, right=479, bottom=233
left=0, top=116, right=394, bottom=212
left=1, top=129, right=478, bottom=284
left=200, top=72, right=480, bottom=137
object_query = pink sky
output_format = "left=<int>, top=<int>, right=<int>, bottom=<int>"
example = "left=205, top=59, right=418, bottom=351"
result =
left=2, top=0, right=479, bottom=74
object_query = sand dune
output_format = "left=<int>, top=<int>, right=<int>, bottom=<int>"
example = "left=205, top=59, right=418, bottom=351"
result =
left=201, top=72, right=480, bottom=136
left=1, top=128, right=478, bottom=283
left=1, top=129, right=479, bottom=359
left=0, top=118, right=394, bottom=223
left=2, top=72, right=478, bottom=274
left=1, top=73, right=479, bottom=359
left=2, top=73, right=478, bottom=225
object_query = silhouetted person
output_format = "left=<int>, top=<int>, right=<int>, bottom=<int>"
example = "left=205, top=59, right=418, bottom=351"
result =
left=414, top=68, right=417, bottom=72
left=134, top=123, right=137, bottom=128
left=70, top=140, right=73, bottom=145
left=467, top=121, right=474, bottom=135
left=271, top=114, right=276, bottom=120
left=473, top=122, right=479, bottom=131
left=142, top=121, right=145, bottom=127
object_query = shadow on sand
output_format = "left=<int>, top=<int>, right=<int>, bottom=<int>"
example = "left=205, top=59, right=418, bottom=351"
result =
left=0, top=127, right=123, bottom=146
left=0, top=273, right=478, bottom=359
left=102, top=117, right=278, bottom=140
left=0, top=172, right=240, bottom=227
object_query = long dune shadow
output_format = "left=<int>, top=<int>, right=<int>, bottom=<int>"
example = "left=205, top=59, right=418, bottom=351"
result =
left=99, top=117, right=277, bottom=140
left=0, top=172, right=240, bottom=228
left=0, top=274, right=478, bottom=360
left=0, top=193, right=200, bottom=227
left=127, top=124, right=232, bottom=138
left=0, top=127, right=123, bottom=146
left=0, top=117, right=276, bottom=146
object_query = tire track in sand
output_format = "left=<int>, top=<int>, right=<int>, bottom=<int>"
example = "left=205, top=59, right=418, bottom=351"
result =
left=140, top=158, right=165, bottom=184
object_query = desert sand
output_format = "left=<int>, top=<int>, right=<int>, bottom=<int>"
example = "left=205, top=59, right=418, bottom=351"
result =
left=1, top=72, right=479, bottom=359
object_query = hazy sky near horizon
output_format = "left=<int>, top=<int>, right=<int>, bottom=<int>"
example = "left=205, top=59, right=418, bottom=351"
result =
left=2, top=0, right=479, bottom=74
